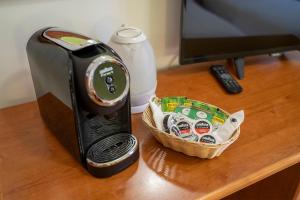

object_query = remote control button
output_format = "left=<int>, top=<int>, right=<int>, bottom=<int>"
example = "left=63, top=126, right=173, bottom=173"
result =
left=221, top=74, right=231, bottom=79
left=108, top=85, right=116, bottom=93
left=105, top=76, right=114, bottom=84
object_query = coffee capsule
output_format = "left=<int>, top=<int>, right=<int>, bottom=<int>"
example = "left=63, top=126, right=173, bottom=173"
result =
left=169, top=119, right=193, bottom=138
left=199, top=134, right=217, bottom=144
left=193, top=119, right=212, bottom=135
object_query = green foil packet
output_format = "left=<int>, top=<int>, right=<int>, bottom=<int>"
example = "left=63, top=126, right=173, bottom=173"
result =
left=175, top=106, right=213, bottom=122
left=192, top=100, right=229, bottom=125
left=160, top=96, right=229, bottom=126
left=192, top=100, right=228, bottom=118
left=174, top=103, right=228, bottom=125
left=161, top=96, right=192, bottom=112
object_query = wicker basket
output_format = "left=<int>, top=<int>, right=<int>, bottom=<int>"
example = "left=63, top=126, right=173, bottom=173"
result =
left=142, top=105, right=240, bottom=159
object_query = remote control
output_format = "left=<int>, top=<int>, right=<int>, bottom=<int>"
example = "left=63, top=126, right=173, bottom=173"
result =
left=210, top=65, right=242, bottom=94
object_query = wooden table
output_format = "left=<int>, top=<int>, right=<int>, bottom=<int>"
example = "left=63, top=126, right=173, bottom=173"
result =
left=1, top=52, right=300, bottom=200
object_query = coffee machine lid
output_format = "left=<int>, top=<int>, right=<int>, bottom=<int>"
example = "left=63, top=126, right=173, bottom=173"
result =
left=111, top=26, right=146, bottom=44
left=86, top=55, right=130, bottom=107
left=43, top=27, right=100, bottom=51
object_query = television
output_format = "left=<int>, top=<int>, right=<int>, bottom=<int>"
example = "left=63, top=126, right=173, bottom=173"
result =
left=180, top=0, right=300, bottom=79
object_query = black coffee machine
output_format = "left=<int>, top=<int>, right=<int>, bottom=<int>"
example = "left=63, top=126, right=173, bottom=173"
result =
left=26, top=27, right=139, bottom=178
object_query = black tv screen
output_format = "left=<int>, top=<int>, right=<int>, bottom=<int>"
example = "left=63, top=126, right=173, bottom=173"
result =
left=180, top=0, right=300, bottom=66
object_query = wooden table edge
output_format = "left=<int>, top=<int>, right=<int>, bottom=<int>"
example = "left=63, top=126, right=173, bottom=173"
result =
left=196, top=153, right=300, bottom=200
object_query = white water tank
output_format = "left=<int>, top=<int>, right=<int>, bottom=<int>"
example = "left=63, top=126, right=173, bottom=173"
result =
left=108, top=26, right=157, bottom=113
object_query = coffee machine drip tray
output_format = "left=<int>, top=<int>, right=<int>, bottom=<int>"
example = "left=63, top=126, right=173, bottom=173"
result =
left=86, top=133, right=139, bottom=177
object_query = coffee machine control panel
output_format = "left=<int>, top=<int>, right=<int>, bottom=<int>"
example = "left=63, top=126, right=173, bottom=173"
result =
left=86, top=55, right=129, bottom=107
left=43, top=27, right=100, bottom=51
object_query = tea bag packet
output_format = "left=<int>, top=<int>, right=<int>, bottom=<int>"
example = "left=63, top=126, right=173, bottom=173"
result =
left=149, top=96, right=165, bottom=131
left=193, top=101, right=229, bottom=121
left=161, top=96, right=192, bottom=112
left=214, top=110, right=244, bottom=142
left=175, top=106, right=213, bottom=122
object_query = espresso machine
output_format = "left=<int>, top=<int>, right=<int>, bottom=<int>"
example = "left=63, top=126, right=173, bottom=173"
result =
left=26, top=27, right=139, bottom=178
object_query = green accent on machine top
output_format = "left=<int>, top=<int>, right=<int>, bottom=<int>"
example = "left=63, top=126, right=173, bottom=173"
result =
left=60, top=36, right=87, bottom=46
left=93, top=62, right=127, bottom=101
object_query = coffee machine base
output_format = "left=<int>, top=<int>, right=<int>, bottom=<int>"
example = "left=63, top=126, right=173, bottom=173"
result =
left=86, top=133, right=139, bottom=177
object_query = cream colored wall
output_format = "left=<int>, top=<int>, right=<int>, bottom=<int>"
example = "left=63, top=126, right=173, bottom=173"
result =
left=0, top=0, right=181, bottom=108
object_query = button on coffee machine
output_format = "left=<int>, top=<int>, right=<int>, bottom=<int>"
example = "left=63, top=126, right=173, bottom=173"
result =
left=105, top=76, right=114, bottom=84
left=26, top=27, right=139, bottom=178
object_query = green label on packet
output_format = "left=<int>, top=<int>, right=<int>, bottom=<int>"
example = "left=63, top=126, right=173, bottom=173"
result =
left=161, top=96, right=192, bottom=112
left=191, top=100, right=229, bottom=124
left=161, top=96, right=229, bottom=126
left=175, top=106, right=213, bottom=121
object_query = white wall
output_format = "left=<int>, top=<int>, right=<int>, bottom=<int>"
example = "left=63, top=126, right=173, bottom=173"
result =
left=0, top=0, right=181, bottom=108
